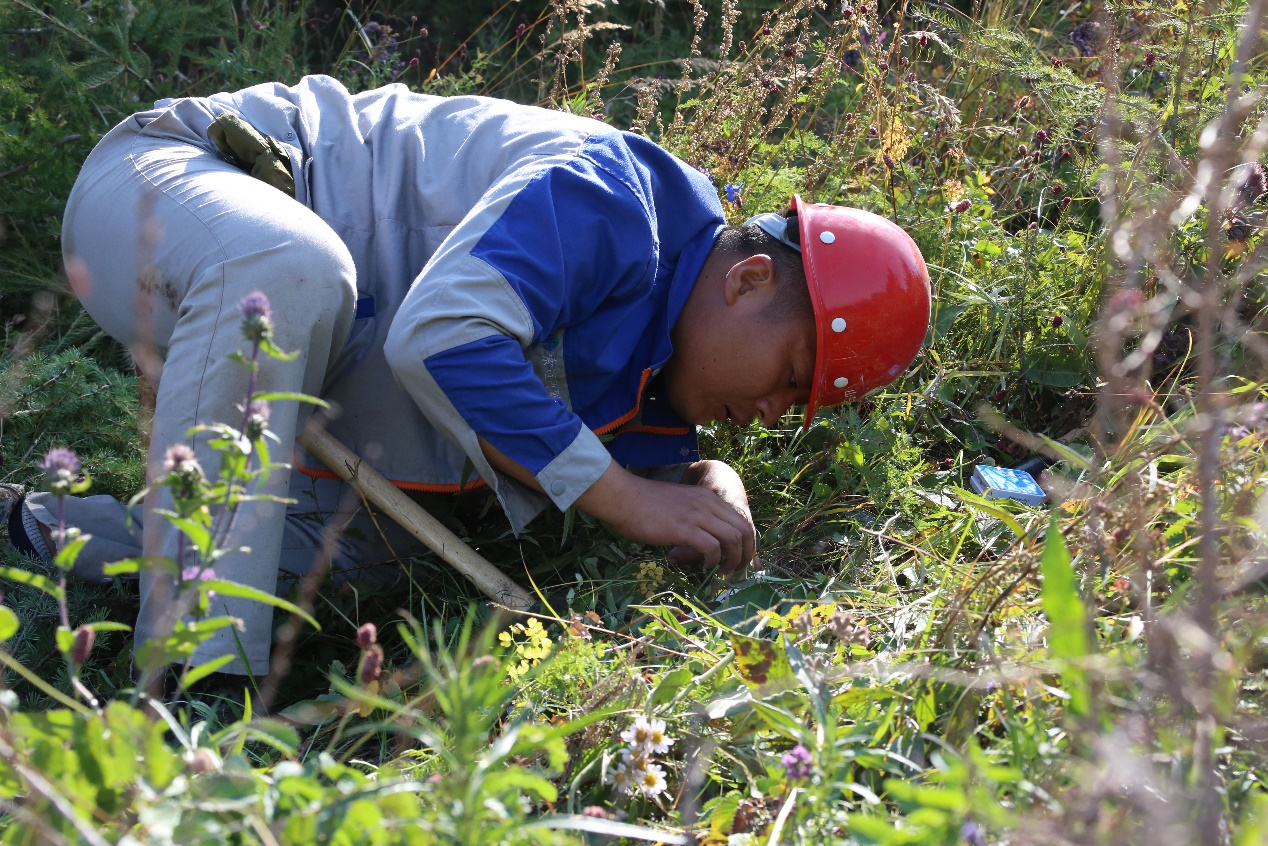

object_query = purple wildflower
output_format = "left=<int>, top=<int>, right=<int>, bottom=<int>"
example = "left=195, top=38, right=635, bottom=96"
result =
left=950, top=198, right=972, bottom=214
left=781, top=744, right=812, bottom=779
left=163, top=444, right=197, bottom=472
left=40, top=448, right=81, bottom=495
left=182, top=565, right=216, bottom=598
left=960, top=821, right=986, bottom=846
left=162, top=444, right=204, bottom=496
left=239, top=292, right=273, bottom=343
left=239, top=291, right=271, bottom=321
left=1069, top=21, right=1102, bottom=56
left=724, top=183, right=743, bottom=205
left=356, top=622, right=378, bottom=648
left=41, top=448, right=80, bottom=480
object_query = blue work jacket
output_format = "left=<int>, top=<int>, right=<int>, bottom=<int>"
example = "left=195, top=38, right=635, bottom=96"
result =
left=168, top=75, right=726, bottom=531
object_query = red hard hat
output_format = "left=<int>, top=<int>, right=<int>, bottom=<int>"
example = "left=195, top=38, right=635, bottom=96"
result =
left=791, top=197, right=930, bottom=428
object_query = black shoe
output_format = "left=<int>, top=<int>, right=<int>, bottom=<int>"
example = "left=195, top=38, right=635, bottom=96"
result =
left=2, top=483, right=46, bottom=560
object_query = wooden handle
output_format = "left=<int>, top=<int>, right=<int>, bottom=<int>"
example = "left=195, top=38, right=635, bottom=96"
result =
left=297, top=423, right=535, bottom=610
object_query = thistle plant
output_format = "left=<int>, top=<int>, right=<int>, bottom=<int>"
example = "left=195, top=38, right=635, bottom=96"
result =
left=116, top=290, right=324, bottom=697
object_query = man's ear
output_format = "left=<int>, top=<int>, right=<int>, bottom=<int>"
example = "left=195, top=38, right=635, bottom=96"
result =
left=723, top=254, right=777, bottom=305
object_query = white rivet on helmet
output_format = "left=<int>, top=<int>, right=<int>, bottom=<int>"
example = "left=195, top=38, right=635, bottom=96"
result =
left=831, top=317, right=847, bottom=333
left=834, top=376, right=849, bottom=389
left=819, top=231, right=836, bottom=244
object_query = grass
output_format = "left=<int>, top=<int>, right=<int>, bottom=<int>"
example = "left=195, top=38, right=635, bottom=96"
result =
left=1, top=0, right=1267, bottom=842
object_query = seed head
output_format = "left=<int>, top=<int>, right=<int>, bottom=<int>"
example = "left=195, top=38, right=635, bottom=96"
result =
left=359, top=644, right=384, bottom=684
left=1034, top=128, right=1049, bottom=144
left=1143, top=50, right=1157, bottom=67
left=917, top=33, right=929, bottom=48
left=1061, top=195, right=1073, bottom=208
left=1017, top=144, right=1028, bottom=156
left=243, top=399, right=271, bottom=440
left=950, top=198, right=972, bottom=214
left=70, top=625, right=95, bottom=666
left=356, top=622, right=377, bottom=648
left=516, top=22, right=526, bottom=38
left=1051, top=57, right=1064, bottom=68
left=1049, top=183, right=1063, bottom=195
left=1052, top=315, right=1064, bottom=328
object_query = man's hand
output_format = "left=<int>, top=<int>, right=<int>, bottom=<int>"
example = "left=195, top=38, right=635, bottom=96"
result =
left=669, top=460, right=755, bottom=577
left=478, top=437, right=755, bottom=575
left=578, top=460, right=755, bottom=576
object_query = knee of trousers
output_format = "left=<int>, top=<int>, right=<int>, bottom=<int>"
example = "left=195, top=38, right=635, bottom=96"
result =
left=257, top=235, right=358, bottom=353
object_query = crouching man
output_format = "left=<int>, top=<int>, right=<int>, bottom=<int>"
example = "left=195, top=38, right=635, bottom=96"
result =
left=2, top=74, right=930, bottom=683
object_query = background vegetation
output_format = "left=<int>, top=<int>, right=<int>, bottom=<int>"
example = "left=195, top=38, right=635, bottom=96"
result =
left=1, top=0, right=1267, bottom=842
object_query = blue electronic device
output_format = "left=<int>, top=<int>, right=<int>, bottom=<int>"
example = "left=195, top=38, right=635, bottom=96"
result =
left=970, top=464, right=1047, bottom=506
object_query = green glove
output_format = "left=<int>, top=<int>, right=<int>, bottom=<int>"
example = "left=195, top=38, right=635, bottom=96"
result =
left=208, top=112, right=296, bottom=199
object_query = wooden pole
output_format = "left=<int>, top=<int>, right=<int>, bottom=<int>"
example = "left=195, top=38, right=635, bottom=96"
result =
left=296, top=423, right=535, bottom=610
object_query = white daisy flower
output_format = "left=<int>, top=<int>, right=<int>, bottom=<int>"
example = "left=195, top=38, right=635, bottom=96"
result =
left=609, top=762, right=634, bottom=795
left=621, top=746, right=652, bottom=771
left=620, top=715, right=653, bottom=749
left=646, top=718, right=674, bottom=754
left=636, top=762, right=668, bottom=798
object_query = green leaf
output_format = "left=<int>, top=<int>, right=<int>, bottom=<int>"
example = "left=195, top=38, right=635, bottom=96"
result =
left=0, top=608, right=18, bottom=641
left=649, top=667, right=694, bottom=708
left=85, top=621, right=132, bottom=634
left=1040, top=516, right=1091, bottom=715
left=102, top=559, right=142, bottom=577
left=201, top=580, right=321, bottom=629
left=1023, top=337, right=1086, bottom=388
left=927, top=303, right=971, bottom=344
left=181, top=655, right=236, bottom=689
left=55, top=626, right=74, bottom=654
left=483, top=768, right=558, bottom=803
left=0, top=567, right=64, bottom=600
left=259, top=337, right=300, bottom=361
left=731, top=634, right=798, bottom=697
left=251, top=391, right=330, bottom=408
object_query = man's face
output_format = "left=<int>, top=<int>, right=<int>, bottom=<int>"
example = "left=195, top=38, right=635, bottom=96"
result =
left=663, top=255, right=817, bottom=426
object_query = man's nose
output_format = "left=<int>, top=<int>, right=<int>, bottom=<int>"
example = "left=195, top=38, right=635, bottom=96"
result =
left=755, top=392, right=796, bottom=426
